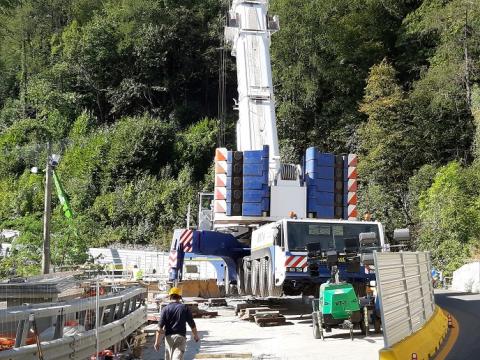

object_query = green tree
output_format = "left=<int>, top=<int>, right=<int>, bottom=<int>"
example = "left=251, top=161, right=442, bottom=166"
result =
left=417, top=162, right=480, bottom=274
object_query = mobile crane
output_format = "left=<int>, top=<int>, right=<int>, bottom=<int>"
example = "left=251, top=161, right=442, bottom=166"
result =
left=168, top=0, right=387, bottom=297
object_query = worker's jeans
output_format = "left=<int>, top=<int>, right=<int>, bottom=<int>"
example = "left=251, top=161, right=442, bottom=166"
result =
left=165, top=334, right=187, bottom=360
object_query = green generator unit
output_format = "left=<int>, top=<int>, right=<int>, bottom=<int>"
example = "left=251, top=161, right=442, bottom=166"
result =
left=312, top=282, right=363, bottom=340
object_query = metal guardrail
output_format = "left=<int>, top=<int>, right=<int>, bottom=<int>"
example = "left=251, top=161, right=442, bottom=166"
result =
left=374, top=251, right=435, bottom=348
left=0, top=287, right=147, bottom=359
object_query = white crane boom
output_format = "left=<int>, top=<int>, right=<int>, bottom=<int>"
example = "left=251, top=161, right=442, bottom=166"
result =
left=225, top=0, right=280, bottom=173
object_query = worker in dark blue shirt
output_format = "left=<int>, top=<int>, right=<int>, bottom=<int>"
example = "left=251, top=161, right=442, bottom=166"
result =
left=154, top=287, right=200, bottom=360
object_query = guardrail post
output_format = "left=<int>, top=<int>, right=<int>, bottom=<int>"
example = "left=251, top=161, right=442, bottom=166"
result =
left=79, top=310, right=87, bottom=326
left=117, top=301, right=125, bottom=319
left=124, top=299, right=131, bottom=316
left=96, top=307, right=105, bottom=328
left=53, top=309, right=65, bottom=339
left=14, top=317, right=30, bottom=348
left=107, top=304, right=117, bottom=323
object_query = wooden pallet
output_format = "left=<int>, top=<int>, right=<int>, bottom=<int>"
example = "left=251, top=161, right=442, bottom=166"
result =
left=254, top=312, right=286, bottom=327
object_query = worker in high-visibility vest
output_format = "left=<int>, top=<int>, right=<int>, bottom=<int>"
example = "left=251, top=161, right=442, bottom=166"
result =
left=154, top=287, right=199, bottom=360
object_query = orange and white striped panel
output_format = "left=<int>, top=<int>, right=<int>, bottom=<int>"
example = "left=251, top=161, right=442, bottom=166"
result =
left=348, top=166, right=358, bottom=179
left=348, top=192, right=357, bottom=205
left=214, top=148, right=228, bottom=214
left=347, top=153, right=358, bottom=220
left=348, top=179, right=357, bottom=192
left=348, top=204, right=358, bottom=220
left=215, top=148, right=228, bottom=162
left=348, top=154, right=358, bottom=167
left=215, top=174, right=227, bottom=187
left=215, top=161, right=227, bottom=175
left=214, top=187, right=226, bottom=200
left=214, top=200, right=227, bottom=213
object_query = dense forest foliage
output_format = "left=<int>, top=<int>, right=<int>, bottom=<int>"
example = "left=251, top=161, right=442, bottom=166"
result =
left=1, top=0, right=480, bottom=277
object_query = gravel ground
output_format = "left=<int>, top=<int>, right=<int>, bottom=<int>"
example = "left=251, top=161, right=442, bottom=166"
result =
left=142, top=297, right=383, bottom=360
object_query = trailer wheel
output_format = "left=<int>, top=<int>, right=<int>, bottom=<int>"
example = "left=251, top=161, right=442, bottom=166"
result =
left=374, top=317, right=382, bottom=333
left=237, top=261, right=246, bottom=296
left=312, top=312, right=322, bottom=339
left=259, top=258, right=268, bottom=297
left=251, top=260, right=259, bottom=296
left=267, top=258, right=283, bottom=297
left=223, top=265, right=238, bottom=296
left=243, top=259, right=252, bottom=295
left=360, top=307, right=369, bottom=336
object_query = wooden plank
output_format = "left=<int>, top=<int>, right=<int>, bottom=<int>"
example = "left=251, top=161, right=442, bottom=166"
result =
left=242, top=307, right=273, bottom=321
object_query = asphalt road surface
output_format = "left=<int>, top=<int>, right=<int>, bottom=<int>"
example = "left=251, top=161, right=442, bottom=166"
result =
left=435, top=290, right=480, bottom=360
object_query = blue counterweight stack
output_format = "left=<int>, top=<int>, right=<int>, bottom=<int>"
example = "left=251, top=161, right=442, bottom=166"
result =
left=305, top=147, right=335, bottom=218
left=226, top=151, right=243, bottom=216
left=242, top=145, right=270, bottom=216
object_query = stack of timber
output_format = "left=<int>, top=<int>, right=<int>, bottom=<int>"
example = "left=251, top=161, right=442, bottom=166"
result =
left=254, top=312, right=286, bottom=327
left=241, top=307, right=275, bottom=321
left=235, top=302, right=288, bottom=327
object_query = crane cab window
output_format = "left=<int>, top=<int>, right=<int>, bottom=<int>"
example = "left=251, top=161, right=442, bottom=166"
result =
left=286, top=221, right=380, bottom=252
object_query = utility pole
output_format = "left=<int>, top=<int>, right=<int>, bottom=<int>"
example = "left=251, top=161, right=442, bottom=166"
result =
left=186, top=203, right=191, bottom=229
left=42, top=143, right=53, bottom=275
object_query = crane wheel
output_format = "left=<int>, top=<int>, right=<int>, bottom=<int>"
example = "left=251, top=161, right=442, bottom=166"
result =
left=267, top=258, right=283, bottom=297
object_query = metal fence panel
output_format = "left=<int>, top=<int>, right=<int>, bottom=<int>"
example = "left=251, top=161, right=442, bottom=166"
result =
left=374, top=251, right=434, bottom=348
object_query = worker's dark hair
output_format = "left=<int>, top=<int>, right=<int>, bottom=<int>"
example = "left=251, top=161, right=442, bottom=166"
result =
left=170, top=294, right=182, bottom=301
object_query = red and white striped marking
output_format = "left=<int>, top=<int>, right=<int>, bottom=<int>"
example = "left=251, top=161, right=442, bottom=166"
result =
left=168, top=250, right=178, bottom=268
left=347, top=153, right=358, bottom=220
left=215, top=161, right=227, bottom=174
left=285, top=255, right=308, bottom=268
left=179, top=229, right=193, bottom=252
left=348, top=166, right=358, bottom=179
left=215, top=147, right=228, bottom=161
left=348, top=179, right=357, bottom=192
left=215, top=174, right=227, bottom=187
left=214, top=187, right=227, bottom=200
left=348, top=192, right=358, bottom=205
left=214, top=200, right=226, bottom=213
left=348, top=204, right=358, bottom=220
left=348, top=154, right=358, bottom=167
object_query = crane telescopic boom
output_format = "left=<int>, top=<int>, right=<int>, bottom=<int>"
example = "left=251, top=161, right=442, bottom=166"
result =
left=225, top=0, right=280, bottom=174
